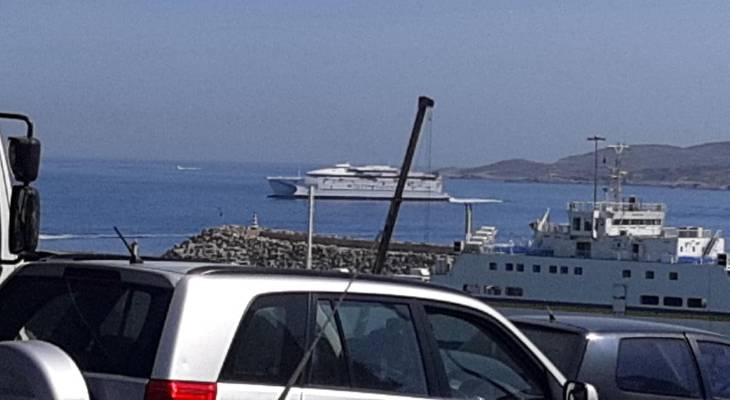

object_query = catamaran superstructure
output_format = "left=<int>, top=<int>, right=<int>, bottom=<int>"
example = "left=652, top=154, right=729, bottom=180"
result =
left=267, top=163, right=450, bottom=201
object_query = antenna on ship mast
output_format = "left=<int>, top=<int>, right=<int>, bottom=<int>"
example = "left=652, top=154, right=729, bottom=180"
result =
left=587, top=135, right=606, bottom=210
left=607, top=143, right=629, bottom=203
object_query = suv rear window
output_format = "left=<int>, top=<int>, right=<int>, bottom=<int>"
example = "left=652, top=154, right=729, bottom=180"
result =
left=616, top=338, right=701, bottom=398
left=515, top=324, right=586, bottom=379
left=0, top=273, right=172, bottom=378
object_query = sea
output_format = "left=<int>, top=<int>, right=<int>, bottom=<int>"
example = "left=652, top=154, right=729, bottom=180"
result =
left=36, top=158, right=730, bottom=257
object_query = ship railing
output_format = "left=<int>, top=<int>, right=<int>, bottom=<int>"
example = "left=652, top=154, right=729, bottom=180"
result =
left=569, top=201, right=665, bottom=213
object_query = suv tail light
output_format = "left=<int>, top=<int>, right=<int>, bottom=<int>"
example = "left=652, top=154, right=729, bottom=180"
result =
left=145, top=379, right=217, bottom=400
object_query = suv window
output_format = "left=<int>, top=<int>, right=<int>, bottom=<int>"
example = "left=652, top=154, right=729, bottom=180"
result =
left=616, top=338, right=701, bottom=398
left=334, top=300, right=428, bottom=396
left=696, top=341, right=730, bottom=399
left=0, top=275, right=172, bottom=378
left=424, top=306, right=547, bottom=399
left=220, top=293, right=308, bottom=386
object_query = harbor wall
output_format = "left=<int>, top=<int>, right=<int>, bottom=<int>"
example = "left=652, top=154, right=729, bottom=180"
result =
left=162, top=224, right=454, bottom=274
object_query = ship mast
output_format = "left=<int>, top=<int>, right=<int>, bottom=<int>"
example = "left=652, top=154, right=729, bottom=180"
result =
left=607, top=143, right=629, bottom=203
left=587, top=135, right=606, bottom=210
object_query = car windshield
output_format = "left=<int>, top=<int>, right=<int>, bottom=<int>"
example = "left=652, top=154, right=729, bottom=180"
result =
left=0, top=274, right=172, bottom=378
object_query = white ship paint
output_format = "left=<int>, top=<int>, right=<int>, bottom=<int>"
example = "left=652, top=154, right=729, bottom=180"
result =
left=432, top=144, right=730, bottom=335
left=267, top=163, right=450, bottom=201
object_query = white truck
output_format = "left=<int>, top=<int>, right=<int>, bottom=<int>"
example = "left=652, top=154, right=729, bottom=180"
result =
left=0, top=112, right=42, bottom=282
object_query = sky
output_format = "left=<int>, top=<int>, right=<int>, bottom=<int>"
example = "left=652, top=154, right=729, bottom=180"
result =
left=2, top=1, right=730, bottom=167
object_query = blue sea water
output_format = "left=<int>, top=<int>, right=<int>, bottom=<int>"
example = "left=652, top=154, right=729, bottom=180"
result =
left=36, top=158, right=730, bottom=257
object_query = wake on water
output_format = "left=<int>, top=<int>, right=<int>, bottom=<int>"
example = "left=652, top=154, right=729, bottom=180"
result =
left=40, top=233, right=194, bottom=241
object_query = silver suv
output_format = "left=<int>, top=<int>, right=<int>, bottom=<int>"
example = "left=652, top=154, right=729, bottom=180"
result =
left=0, top=258, right=597, bottom=400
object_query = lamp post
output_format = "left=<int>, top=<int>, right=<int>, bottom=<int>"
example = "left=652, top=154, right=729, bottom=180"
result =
left=587, top=135, right=605, bottom=210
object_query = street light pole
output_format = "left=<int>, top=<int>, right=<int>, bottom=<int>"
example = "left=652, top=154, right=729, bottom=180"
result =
left=587, top=135, right=605, bottom=210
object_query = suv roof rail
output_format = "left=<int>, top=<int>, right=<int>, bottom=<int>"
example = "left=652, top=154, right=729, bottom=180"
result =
left=187, top=265, right=463, bottom=294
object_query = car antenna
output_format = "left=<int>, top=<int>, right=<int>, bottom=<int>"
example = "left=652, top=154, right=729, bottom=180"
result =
left=113, top=226, right=143, bottom=264
left=546, top=305, right=556, bottom=322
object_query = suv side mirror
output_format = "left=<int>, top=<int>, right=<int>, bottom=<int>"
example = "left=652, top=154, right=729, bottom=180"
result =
left=564, top=381, right=599, bottom=400
left=0, top=340, right=89, bottom=400
left=8, top=136, right=41, bottom=183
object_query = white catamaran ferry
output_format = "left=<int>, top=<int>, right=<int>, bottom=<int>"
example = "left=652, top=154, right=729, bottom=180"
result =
left=267, top=163, right=450, bottom=201
left=432, top=145, right=730, bottom=334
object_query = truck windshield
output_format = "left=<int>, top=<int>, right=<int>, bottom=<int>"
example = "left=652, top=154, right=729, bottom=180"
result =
left=0, top=274, right=172, bottom=378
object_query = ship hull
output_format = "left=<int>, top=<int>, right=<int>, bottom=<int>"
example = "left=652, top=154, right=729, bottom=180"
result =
left=432, top=252, right=730, bottom=335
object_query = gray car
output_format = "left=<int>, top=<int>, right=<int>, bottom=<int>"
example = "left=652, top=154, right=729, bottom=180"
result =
left=511, top=315, right=730, bottom=400
left=0, top=257, right=596, bottom=400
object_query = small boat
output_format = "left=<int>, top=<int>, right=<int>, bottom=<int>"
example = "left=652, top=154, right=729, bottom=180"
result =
left=176, top=165, right=201, bottom=171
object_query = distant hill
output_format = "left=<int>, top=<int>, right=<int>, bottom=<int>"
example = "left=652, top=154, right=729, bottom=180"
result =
left=440, top=142, right=730, bottom=190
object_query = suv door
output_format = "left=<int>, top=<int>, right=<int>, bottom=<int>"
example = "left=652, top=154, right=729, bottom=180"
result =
left=579, top=333, right=703, bottom=400
left=217, top=293, right=308, bottom=400
left=688, top=333, right=730, bottom=400
left=302, top=295, right=435, bottom=400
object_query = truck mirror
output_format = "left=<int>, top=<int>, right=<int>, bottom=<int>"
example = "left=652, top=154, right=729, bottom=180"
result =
left=0, top=340, right=89, bottom=400
left=9, top=185, right=40, bottom=254
left=8, top=136, right=41, bottom=183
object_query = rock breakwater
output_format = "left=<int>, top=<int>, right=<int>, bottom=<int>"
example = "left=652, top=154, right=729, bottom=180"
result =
left=162, top=225, right=454, bottom=274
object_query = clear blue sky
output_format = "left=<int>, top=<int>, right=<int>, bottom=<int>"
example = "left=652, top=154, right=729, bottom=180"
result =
left=2, top=1, right=729, bottom=167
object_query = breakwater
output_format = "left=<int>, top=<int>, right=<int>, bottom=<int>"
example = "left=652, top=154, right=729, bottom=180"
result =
left=162, top=224, right=454, bottom=274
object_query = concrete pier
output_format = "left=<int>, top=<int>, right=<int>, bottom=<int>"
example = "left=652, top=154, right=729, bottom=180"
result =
left=162, top=224, right=454, bottom=274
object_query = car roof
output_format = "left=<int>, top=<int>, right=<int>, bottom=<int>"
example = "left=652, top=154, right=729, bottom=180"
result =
left=510, top=314, right=724, bottom=337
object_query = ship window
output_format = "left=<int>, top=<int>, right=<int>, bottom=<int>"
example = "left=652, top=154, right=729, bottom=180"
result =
left=462, top=284, right=480, bottom=294
left=532, top=264, right=541, bottom=273
left=506, top=263, right=514, bottom=271
left=663, top=297, right=683, bottom=307
left=574, top=267, right=583, bottom=275
left=489, top=262, right=497, bottom=271
left=641, top=295, right=660, bottom=306
left=622, top=270, right=631, bottom=278
left=584, top=220, right=592, bottom=231
left=549, top=265, right=557, bottom=274
left=560, top=266, right=568, bottom=274
left=645, top=271, right=655, bottom=279
left=506, top=287, right=523, bottom=297
left=484, top=286, right=501, bottom=295
left=516, top=264, right=524, bottom=272
left=669, top=272, right=678, bottom=281
left=688, top=298, right=706, bottom=308
left=573, top=218, right=581, bottom=231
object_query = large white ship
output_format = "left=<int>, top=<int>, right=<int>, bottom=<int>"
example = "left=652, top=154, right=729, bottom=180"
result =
left=267, top=163, right=450, bottom=201
left=431, top=146, right=730, bottom=334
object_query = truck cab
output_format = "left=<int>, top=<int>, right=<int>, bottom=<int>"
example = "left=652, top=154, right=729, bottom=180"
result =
left=0, top=112, right=43, bottom=282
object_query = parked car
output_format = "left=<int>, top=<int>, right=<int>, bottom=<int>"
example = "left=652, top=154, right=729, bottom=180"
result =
left=0, top=257, right=596, bottom=400
left=511, top=315, right=730, bottom=400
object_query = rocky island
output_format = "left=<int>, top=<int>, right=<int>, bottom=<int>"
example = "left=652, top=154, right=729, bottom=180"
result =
left=440, top=141, right=730, bottom=190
